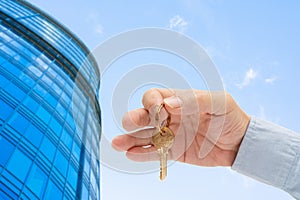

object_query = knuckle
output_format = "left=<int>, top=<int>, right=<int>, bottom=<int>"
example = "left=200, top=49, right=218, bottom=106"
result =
left=142, top=88, right=159, bottom=106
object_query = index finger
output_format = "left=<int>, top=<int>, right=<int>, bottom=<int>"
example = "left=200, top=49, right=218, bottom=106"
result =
left=142, top=88, right=175, bottom=110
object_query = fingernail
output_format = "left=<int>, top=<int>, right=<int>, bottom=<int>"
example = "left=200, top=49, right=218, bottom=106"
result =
left=164, top=96, right=182, bottom=108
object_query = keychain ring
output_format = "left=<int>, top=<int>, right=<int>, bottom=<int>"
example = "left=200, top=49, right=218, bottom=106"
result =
left=155, top=103, right=171, bottom=133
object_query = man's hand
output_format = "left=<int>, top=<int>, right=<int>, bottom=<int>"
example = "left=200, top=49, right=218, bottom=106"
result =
left=112, top=88, right=250, bottom=167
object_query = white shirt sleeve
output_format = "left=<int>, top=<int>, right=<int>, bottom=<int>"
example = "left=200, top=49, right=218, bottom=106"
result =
left=232, top=117, right=300, bottom=200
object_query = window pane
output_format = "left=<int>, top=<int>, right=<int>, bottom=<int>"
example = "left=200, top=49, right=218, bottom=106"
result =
left=36, top=106, right=51, bottom=124
left=0, top=99, right=13, bottom=121
left=5, top=83, right=26, bottom=101
left=72, top=142, right=81, bottom=162
left=28, top=65, right=42, bottom=77
left=46, top=68, right=56, bottom=78
left=14, top=54, right=31, bottom=69
left=23, top=97, right=40, bottom=113
left=5, top=60, right=21, bottom=77
left=90, top=170, right=97, bottom=194
left=67, top=165, right=78, bottom=190
left=24, top=124, right=43, bottom=148
left=45, top=93, right=57, bottom=108
left=19, top=72, right=35, bottom=88
left=0, top=45, right=15, bottom=58
left=54, top=150, right=68, bottom=176
left=8, top=112, right=30, bottom=134
left=56, top=102, right=67, bottom=119
left=84, top=157, right=90, bottom=178
left=0, top=136, right=15, bottom=166
left=60, top=92, right=70, bottom=105
left=0, top=73, right=10, bottom=88
left=51, top=83, right=62, bottom=96
left=43, top=180, right=62, bottom=200
left=40, top=137, right=56, bottom=162
left=41, top=75, right=52, bottom=87
left=33, top=84, right=47, bottom=98
left=61, top=129, right=72, bottom=150
left=26, top=164, right=47, bottom=198
left=66, top=113, right=75, bottom=130
left=49, top=117, right=62, bottom=137
left=81, top=184, right=89, bottom=200
left=0, top=183, right=18, bottom=199
left=7, top=149, right=32, bottom=182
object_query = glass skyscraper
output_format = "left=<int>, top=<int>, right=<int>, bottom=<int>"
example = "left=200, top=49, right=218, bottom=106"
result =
left=0, top=0, right=101, bottom=199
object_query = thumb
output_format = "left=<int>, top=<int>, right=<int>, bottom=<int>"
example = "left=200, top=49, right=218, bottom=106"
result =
left=163, top=90, right=199, bottom=116
left=163, top=96, right=183, bottom=112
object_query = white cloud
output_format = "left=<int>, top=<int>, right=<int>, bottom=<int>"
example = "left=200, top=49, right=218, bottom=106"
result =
left=86, top=12, right=104, bottom=35
left=95, top=24, right=104, bottom=35
left=265, top=76, right=277, bottom=84
left=86, top=12, right=99, bottom=23
left=237, top=68, right=257, bottom=89
left=168, top=15, right=188, bottom=32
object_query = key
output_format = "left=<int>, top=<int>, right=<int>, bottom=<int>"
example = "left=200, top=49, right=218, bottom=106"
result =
left=152, top=104, right=175, bottom=180
left=152, top=126, right=175, bottom=180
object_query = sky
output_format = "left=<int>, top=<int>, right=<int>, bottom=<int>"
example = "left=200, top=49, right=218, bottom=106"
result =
left=28, top=1, right=300, bottom=199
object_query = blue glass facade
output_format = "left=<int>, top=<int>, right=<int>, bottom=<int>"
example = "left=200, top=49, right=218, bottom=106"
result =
left=0, top=1, right=101, bottom=200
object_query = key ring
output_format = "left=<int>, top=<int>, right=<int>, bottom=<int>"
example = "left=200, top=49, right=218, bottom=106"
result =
left=155, top=103, right=171, bottom=133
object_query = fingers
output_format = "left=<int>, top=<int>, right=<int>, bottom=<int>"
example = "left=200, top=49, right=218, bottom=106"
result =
left=112, top=128, right=158, bottom=162
left=163, top=90, right=198, bottom=115
left=126, top=146, right=158, bottom=162
left=142, top=88, right=205, bottom=116
left=123, top=88, right=174, bottom=131
left=122, top=107, right=169, bottom=131
left=122, top=108, right=150, bottom=131
left=164, top=90, right=231, bottom=115
left=129, top=89, right=230, bottom=123
left=142, top=88, right=175, bottom=110
left=112, top=128, right=156, bottom=152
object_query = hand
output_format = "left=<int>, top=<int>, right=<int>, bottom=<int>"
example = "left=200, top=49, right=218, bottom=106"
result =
left=112, top=88, right=250, bottom=167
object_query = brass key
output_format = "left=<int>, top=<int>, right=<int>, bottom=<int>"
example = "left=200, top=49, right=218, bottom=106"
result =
left=152, top=104, right=175, bottom=180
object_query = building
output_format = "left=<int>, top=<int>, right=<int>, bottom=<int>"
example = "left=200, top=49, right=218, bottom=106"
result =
left=0, top=0, right=101, bottom=199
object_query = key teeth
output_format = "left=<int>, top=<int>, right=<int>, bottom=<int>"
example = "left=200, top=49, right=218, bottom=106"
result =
left=160, top=165, right=167, bottom=181
left=160, top=173, right=166, bottom=181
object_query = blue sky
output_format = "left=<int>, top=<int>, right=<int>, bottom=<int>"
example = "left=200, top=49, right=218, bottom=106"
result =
left=28, top=1, right=300, bottom=199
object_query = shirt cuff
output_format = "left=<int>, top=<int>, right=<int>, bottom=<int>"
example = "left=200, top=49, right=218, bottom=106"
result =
left=232, top=117, right=300, bottom=199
